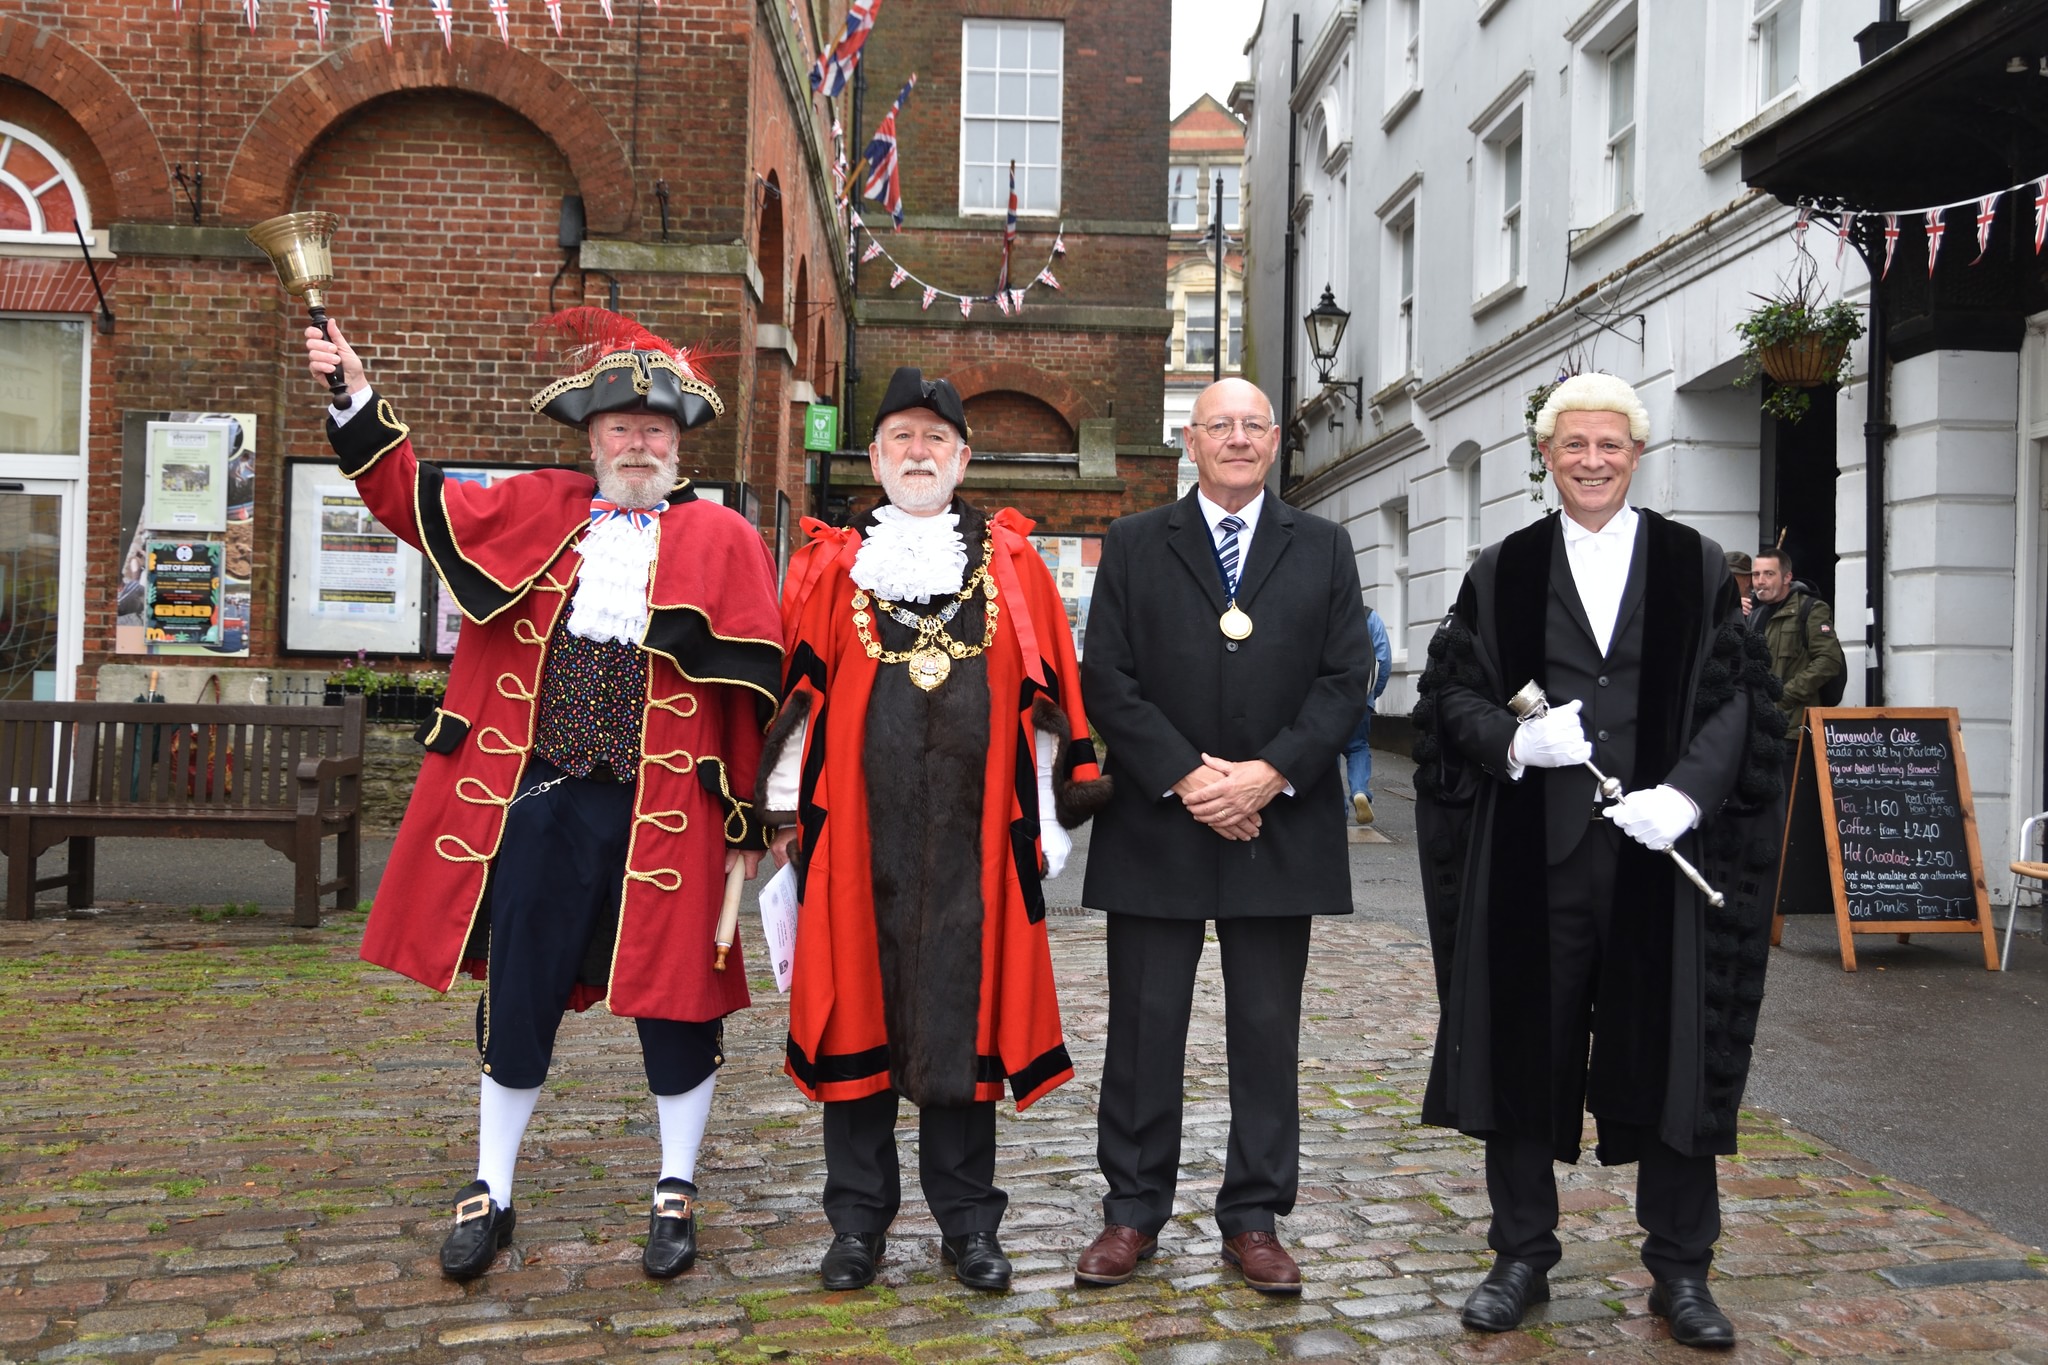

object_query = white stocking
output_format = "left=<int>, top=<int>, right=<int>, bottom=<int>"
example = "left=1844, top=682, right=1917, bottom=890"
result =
left=655, top=1072, right=717, bottom=1193
left=475, top=1074, right=542, bottom=1208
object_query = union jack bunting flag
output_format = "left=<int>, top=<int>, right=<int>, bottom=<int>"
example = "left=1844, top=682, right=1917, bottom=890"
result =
left=921, top=285, right=938, bottom=311
left=371, top=0, right=394, bottom=46
left=859, top=75, right=915, bottom=228
left=811, top=0, right=879, bottom=97
left=2037, top=177, right=2048, bottom=254
left=1881, top=214, right=1900, bottom=279
left=1008, top=288, right=1024, bottom=314
left=996, top=160, right=1018, bottom=293
left=308, top=0, right=329, bottom=41
left=959, top=296, right=974, bottom=319
left=1924, top=207, right=1946, bottom=278
left=598, top=0, right=613, bottom=22
left=1792, top=204, right=1809, bottom=248
left=488, top=0, right=508, bottom=40
left=889, top=265, right=908, bottom=288
left=431, top=0, right=453, bottom=47
left=860, top=240, right=883, bottom=264
left=543, top=0, right=562, bottom=33
left=1051, top=231, right=1066, bottom=257
left=994, top=290, right=1012, bottom=317
left=1037, top=267, right=1062, bottom=290
left=243, top=0, right=259, bottom=32
left=1973, top=192, right=2001, bottom=264
left=1835, top=211, right=1857, bottom=268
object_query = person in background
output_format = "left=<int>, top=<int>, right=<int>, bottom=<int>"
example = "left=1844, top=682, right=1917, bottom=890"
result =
left=1748, top=547, right=1847, bottom=765
left=1342, top=605, right=1394, bottom=824
left=1724, top=551, right=1753, bottom=620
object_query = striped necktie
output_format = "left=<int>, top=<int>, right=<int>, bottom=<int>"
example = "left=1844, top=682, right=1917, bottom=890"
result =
left=1217, top=514, right=1246, bottom=596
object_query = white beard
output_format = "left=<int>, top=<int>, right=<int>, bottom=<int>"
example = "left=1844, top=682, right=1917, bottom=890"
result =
left=879, top=455, right=961, bottom=517
left=595, top=453, right=679, bottom=509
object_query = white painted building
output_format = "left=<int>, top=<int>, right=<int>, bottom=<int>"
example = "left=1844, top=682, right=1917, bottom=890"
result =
left=1237, top=0, right=2048, bottom=900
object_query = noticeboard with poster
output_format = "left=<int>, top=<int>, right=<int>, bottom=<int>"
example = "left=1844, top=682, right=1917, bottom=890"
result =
left=1028, top=534, right=1101, bottom=658
left=116, top=412, right=256, bottom=658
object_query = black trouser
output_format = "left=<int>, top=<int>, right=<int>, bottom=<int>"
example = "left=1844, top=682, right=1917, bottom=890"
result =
left=1095, top=912, right=1313, bottom=1239
left=476, top=757, right=722, bottom=1095
left=1484, top=824, right=1719, bottom=1280
left=821, top=1089, right=1003, bottom=1238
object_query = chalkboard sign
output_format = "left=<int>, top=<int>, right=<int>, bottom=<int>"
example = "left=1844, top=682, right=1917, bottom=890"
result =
left=1772, top=707, right=1998, bottom=971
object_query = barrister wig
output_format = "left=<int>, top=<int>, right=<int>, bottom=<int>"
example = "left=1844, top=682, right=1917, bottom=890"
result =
left=529, top=308, right=725, bottom=432
left=1533, top=372, right=1650, bottom=442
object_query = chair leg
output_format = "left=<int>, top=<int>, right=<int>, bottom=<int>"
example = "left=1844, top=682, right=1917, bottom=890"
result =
left=6, top=816, right=31, bottom=921
left=293, top=819, right=320, bottom=928
left=66, top=837, right=96, bottom=910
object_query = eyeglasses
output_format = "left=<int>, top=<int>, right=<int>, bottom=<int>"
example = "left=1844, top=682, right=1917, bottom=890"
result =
left=1554, top=439, right=1635, bottom=457
left=1194, top=418, right=1274, bottom=440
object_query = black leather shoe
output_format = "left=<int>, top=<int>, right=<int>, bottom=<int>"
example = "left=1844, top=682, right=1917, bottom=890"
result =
left=1649, top=1276, right=1736, bottom=1349
left=819, top=1231, right=886, bottom=1290
left=941, top=1230, right=1012, bottom=1292
left=1460, top=1257, right=1548, bottom=1332
left=642, top=1177, right=697, bottom=1280
left=440, top=1180, right=514, bottom=1280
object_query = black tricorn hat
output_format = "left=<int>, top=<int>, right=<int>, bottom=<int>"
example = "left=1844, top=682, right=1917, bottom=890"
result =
left=871, top=366, right=971, bottom=440
left=528, top=308, right=724, bottom=431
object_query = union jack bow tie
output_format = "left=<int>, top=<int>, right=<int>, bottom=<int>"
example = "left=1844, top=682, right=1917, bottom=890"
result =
left=589, top=498, right=667, bottom=529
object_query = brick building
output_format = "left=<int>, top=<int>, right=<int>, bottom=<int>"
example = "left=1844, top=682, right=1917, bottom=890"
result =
left=1163, top=93, right=1246, bottom=496
left=824, top=0, right=1176, bottom=539
left=0, top=0, right=844, bottom=699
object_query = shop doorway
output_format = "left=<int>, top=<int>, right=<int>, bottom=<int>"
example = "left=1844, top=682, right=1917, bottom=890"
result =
left=1758, top=384, right=1839, bottom=607
left=0, top=481, right=80, bottom=699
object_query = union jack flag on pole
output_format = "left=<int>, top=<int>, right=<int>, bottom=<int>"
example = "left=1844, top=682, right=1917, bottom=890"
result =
left=996, top=160, right=1018, bottom=293
left=308, top=0, right=329, bottom=41
left=811, top=0, right=880, bottom=98
left=858, top=75, right=915, bottom=228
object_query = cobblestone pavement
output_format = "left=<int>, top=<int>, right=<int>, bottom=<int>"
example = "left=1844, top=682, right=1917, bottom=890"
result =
left=3, top=890, right=2047, bottom=1363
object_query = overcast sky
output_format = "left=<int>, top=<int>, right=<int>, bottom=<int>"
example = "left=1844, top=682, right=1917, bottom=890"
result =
left=1170, top=0, right=1261, bottom=117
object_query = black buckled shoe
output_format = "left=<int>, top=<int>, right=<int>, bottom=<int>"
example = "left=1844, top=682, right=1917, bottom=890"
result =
left=643, top=1177, right=698, bottom=1280
left=440, top=1180, right=514, bottom=1280
left=819, top=1231, right=886, bottom=1290
left=1649, top=1276, right=1736, bottom=1349
left=1460, top=1257, right=1548, bottom=1332
left=941, top=1230, right=1012, bottom=1292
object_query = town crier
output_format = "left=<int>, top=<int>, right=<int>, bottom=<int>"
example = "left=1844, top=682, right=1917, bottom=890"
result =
left=304, top=311, right=782, bottom=1283
left=758, top=366, right=1109, bottom=1294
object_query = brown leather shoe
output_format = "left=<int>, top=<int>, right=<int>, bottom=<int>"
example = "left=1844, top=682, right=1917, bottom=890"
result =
left=1221, top=1230, right=1301, bottom=1294
left=1074, top=1224, right=1157, bottom=1286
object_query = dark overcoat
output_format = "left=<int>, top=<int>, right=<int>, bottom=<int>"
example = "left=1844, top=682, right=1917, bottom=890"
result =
left=1081, top=490, right=1375, bottom=919
left=1412, top=510, right=1785, bottom=1162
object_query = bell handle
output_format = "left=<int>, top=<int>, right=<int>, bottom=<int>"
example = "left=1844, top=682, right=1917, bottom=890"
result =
left=307, top=304, right=348, bottom=398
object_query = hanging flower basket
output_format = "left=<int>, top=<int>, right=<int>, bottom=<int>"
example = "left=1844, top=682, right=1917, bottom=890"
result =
left=1758, top=336, right=1850, bottom=387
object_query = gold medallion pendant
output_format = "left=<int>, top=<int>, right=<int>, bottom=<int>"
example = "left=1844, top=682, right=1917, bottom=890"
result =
left=1220, top=605, right=1254, bottom=640
left=907, top=645, right=953, bottom=691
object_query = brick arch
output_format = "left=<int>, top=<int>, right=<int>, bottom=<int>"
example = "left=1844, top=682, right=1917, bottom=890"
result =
left=944, top=360, right=1094, bottom=431
left=0, top=17, right=173, bottom=219
left=222, top=36, right=632, bottom=228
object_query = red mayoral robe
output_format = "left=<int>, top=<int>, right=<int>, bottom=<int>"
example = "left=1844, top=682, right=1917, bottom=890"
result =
left=327, top=394, right=783, bottom=1022
left=776, top=506, right=1102, bottom=1109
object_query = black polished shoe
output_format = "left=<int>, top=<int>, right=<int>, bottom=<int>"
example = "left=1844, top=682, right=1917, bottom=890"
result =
left=440, top=1180, right=515, bottom=1281
left=1649, top=1276, right=1736, bottom=1349
left=819, top=1231, right=886, bottom=1290
left=643, top=1177, right=698, bottom=1280
left=941, top=1230, right=1012, bottom=1292
left=1460, top=1257, right=1548, bottom=1332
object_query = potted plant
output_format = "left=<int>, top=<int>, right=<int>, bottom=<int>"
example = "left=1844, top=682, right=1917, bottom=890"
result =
left=325, top=650, right=384, bottom=705
left=1523, top=368, right=1577, bottom=502
left=1735, top=262, right=1866, bottom=424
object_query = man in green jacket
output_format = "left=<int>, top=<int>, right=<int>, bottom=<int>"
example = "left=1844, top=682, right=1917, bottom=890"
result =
left=1750, top=548, right=1846, bottom=740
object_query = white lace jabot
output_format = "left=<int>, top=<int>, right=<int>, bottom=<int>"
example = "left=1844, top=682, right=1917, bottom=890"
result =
left=567, top=513, right=658, bottom=644
left=850, top=505, right=968, bottom=603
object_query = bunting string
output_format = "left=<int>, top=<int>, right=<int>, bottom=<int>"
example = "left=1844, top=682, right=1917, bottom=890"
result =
left=1807, top=172, right=2048, bottom=280
left=851, top=215, right=1068, bottom=314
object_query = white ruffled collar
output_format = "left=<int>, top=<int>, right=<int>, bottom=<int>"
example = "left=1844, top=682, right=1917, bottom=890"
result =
left=851, top=505, right=968, bottom=603
left=566, top=512, right=658, bottom=644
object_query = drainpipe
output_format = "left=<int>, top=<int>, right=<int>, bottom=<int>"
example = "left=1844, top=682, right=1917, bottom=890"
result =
left=1859, top=0, right=1900, bottom=706
left=1279, top=13, right=1300, bottom=489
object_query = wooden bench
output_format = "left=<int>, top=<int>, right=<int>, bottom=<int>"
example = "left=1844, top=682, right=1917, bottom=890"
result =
left=0, top=697, right=364, bottom=927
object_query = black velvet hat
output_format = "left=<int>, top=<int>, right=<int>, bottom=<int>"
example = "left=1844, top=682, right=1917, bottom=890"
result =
left=870, top=366, right=971, bottom=440
left=528, top=308, right=724, bottom=431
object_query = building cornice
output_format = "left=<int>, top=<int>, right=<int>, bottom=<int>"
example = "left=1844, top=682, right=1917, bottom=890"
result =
left=1290, top=4, right=1360, bottom=114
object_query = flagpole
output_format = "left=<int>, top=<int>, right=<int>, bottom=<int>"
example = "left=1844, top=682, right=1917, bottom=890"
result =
left=1212, top=171, right=1224, bottom=384
left=831, top=53, right=868, bottom=526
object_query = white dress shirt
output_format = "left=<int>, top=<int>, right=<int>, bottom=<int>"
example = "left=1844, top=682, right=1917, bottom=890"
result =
left=1560, top=503, right=1638, bottom=656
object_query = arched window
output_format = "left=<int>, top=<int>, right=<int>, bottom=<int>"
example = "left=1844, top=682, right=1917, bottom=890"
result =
left=757, top=171, right=785, bottom=324
left=0, top=123, right=92, bottom=243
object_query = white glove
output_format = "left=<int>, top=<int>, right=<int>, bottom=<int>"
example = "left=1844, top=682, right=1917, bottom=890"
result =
left=1040, top=818, right=1072, bottom=879
left=1602, top=784, right=1699, bottom=851
left=1509, top=699, right=1592, bottom=770
left=1035, top=729, right=1070, bottom=879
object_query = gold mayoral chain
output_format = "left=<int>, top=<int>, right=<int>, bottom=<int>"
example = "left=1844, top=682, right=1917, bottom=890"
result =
left=851, top=536, right=999, bottom=692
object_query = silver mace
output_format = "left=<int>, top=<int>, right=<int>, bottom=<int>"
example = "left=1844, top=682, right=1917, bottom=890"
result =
left=1507, top=681, right=1726, bottom=909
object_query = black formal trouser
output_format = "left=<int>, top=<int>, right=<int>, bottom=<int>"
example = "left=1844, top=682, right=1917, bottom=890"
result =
left=476, top=758, right=722, bottom=1095
left=821, top=1090, right=1004, bottom=1238
left=1483, top=824, right=1720, bottom=1281
left=1096, top=912, right=1313, bottom=1239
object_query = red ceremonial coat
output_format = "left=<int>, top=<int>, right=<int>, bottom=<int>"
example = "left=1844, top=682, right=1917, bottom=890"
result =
left=328, top=394, right=783, bottom=1022
left=776, top=506, right=1102, bottom=1109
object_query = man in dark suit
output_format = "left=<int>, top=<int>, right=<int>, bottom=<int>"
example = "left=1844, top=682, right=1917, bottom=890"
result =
left=1414, top=374, right=1781, bottom=1350
left=1076, top=377, right=1375, bottom=1295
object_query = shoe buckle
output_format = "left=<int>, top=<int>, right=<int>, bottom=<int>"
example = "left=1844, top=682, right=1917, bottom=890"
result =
left=454, top=1193, right=492, bottom=1225
left=653, top=1191, right=694, bottom=1220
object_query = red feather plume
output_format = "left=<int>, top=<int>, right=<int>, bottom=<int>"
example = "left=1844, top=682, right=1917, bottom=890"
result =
left=534, top=307, right=709, bottom=382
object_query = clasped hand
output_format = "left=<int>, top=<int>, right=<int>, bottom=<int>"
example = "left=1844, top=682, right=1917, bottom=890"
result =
left=1602, top=784, right=1697, bottom=851
left=1510, top=698, right=1592, bottom=769
left=1174, top=754, right=1284, bottom=841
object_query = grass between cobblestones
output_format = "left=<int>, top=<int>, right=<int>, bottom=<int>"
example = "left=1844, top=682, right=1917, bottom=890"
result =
left=1, top=905, right=2045, bottom=1362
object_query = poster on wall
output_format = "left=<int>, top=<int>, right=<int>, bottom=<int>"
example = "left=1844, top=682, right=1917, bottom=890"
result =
left=143, top=539, right=224, bottom=647
left=1028, top=534, right=1101, bottom=658
left=117, top=412, right=255, bottom=658
left=283, top=459, right=425, bottom=655
left=312, top=485, right=404, bottom=620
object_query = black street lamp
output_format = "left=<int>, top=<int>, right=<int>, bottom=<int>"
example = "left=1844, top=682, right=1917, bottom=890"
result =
left=1303, top=284, right=1363, bottom=419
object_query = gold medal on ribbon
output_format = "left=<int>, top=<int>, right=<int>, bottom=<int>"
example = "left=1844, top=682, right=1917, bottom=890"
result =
left=1219, top=605, right=1254, bottom=640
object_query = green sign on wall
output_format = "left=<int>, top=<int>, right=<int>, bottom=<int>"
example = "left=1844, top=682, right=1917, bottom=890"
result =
left=803, top=404, right=839, bottom=452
